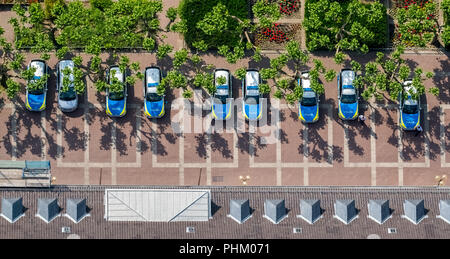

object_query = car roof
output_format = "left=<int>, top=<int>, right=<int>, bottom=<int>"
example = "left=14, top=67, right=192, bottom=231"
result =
left=245, top=71, right=259, bottom=87
left=146, top=67, right=160, bottom=85
left=110, top=67, right=123, bottom=82
left=301, top=72, right=311, bottom=89
left=30, top=61, right=45, bottom=77
left=341, top=70, right=355, bottom=86
left=59, top=60, right=74, bottom=70
left=215, top=70, right=229, bottom=86
left=59, top=60, right=74, bottom=84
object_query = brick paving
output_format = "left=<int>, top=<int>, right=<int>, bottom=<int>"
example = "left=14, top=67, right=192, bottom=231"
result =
left=0, top=4, right=450, bottom=187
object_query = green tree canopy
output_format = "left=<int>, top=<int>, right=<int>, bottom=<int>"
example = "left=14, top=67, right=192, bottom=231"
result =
left=303, top=0, right=386, bottom=63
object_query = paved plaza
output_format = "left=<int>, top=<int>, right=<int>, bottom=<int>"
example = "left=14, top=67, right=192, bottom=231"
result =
left=0, top=52, right=449, bottom=187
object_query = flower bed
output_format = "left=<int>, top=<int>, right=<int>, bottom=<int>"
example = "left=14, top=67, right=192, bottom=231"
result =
left=254, top=23, right=301, bottom=50
left=391, top=0, right=439, bottom=47
left=249, top=0, right=301, bottom=19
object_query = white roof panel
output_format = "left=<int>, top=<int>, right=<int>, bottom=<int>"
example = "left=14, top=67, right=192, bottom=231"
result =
left=215, top=70, right=229, bottom=86
left=245, top=71, right=259, bottom=87
left=30, top=61, right=45, bottom=77
left=146, top=68, right=160, bottom=85
left=341, top=70, right=355, bottom=85
left=104, top=189, right=211, bottom=222
left=301, top=73, right=311, bottom=89
left=110, top=67, right=123, bottom=82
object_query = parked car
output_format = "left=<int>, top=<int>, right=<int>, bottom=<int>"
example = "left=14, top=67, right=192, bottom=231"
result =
left=298, top=71, right=319, bottom=123
left=143, top=66, right=165, bottom=118
left=105, top=66, right=128, bottom=117
left=399, top=80, right=421, bottom=130
left=25, top=59, right=48, bottom=112
left=56, top=60, right=79, bottom=113
left=242, top=69, right=263, bottom=121
left=338, top=69, right=359, bottom=120
left=211, top=69, right=233, bottom=120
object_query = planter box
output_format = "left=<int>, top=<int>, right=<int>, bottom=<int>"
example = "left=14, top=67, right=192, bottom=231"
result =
left=253, top=23, right=301, bottom=50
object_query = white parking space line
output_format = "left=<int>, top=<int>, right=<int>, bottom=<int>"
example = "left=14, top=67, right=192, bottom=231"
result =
left=41, top=110, right=47, bottom=160
left=111, top=119, right=117, bottom=185
left=370, top=106, right=376, bottom=186
left=9, top=104, right=17, bottom=161
left=84, top=96, right=90, bottom=185
left=440, top=105, right=450, bottom=168
left=303, top=124, right=309, bottom=186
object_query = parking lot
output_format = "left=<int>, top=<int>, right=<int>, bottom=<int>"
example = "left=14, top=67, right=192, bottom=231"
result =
left=0, top=53, right=448, bottom=187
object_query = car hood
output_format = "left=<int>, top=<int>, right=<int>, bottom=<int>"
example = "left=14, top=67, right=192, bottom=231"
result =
left=401, top=112, right=420, bottom=129
left=27, top=93, right=46, bottom=111
left=212, top=101, right=232, bottom=120
left=299, top=104, right=318, bottom=122
left=339, top=101, right=358, bottom=119
left=145, top=99, right=164, bottom=117
left=107, top=98, right=126, bottom=116
left=244, top=103, right=261, bottom=120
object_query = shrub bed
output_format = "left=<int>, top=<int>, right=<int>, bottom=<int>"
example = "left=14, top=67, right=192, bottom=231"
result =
left=178, top=0, right=249, bottom=49
left=254, top=23, right=301, bottom=50
left=303, top=0, right=387, bottom=52
left=10, top=0, right=163, bottom=53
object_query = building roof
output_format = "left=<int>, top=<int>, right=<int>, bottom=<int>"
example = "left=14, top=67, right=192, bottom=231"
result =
left=104, top=189, right=211, bottom=222
left=0, top=186, right=450, bottom=239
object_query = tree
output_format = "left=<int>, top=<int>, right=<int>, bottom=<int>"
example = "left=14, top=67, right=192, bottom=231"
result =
left=441, top=0, right=450, bottom=47
left=179, top=0, right=280, bottom=63
left=303, top=0, right=386, bottom=63
left=0, top=25, right=26, bottom=99
left=160, top=49, right=216, bottom=98
left=94, top=55, right=141, bottom=96
left=259, top=41, right=335, bottom=104
left=349, top=45, right=438, bottom=102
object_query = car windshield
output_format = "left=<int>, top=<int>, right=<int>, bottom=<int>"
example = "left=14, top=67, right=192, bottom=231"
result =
left=403, top=104, right=418, bottom=114
left=301, top=97, right=316, bottom=106
left=214, top=94, right=228, bottom=104
left=109, top=91, right=124, bottom=100
left=60, top=88, right=76, bottom=101
left=29, top=88, right=44, bottom=95
left=245, top=95, right=259, bottom=105
left=341, top=94, right=356, bottom=104
left=146, top=93, right=163, bottom=102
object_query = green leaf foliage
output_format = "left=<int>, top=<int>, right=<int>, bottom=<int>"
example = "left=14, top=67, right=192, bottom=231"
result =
left=157, top=44, right=174, bottom=60
left=304, top=0, right=386, bottom=52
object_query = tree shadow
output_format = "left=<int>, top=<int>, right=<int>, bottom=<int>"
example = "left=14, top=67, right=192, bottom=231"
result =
left=299, top=101, right=343, bottom=163
left=210, top=132, right=233, bottom=159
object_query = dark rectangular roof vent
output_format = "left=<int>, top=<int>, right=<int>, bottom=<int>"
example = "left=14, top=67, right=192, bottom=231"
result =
left=293, top=227, right=302, bottom=234
left=388, top=228, right=397, bottom=234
